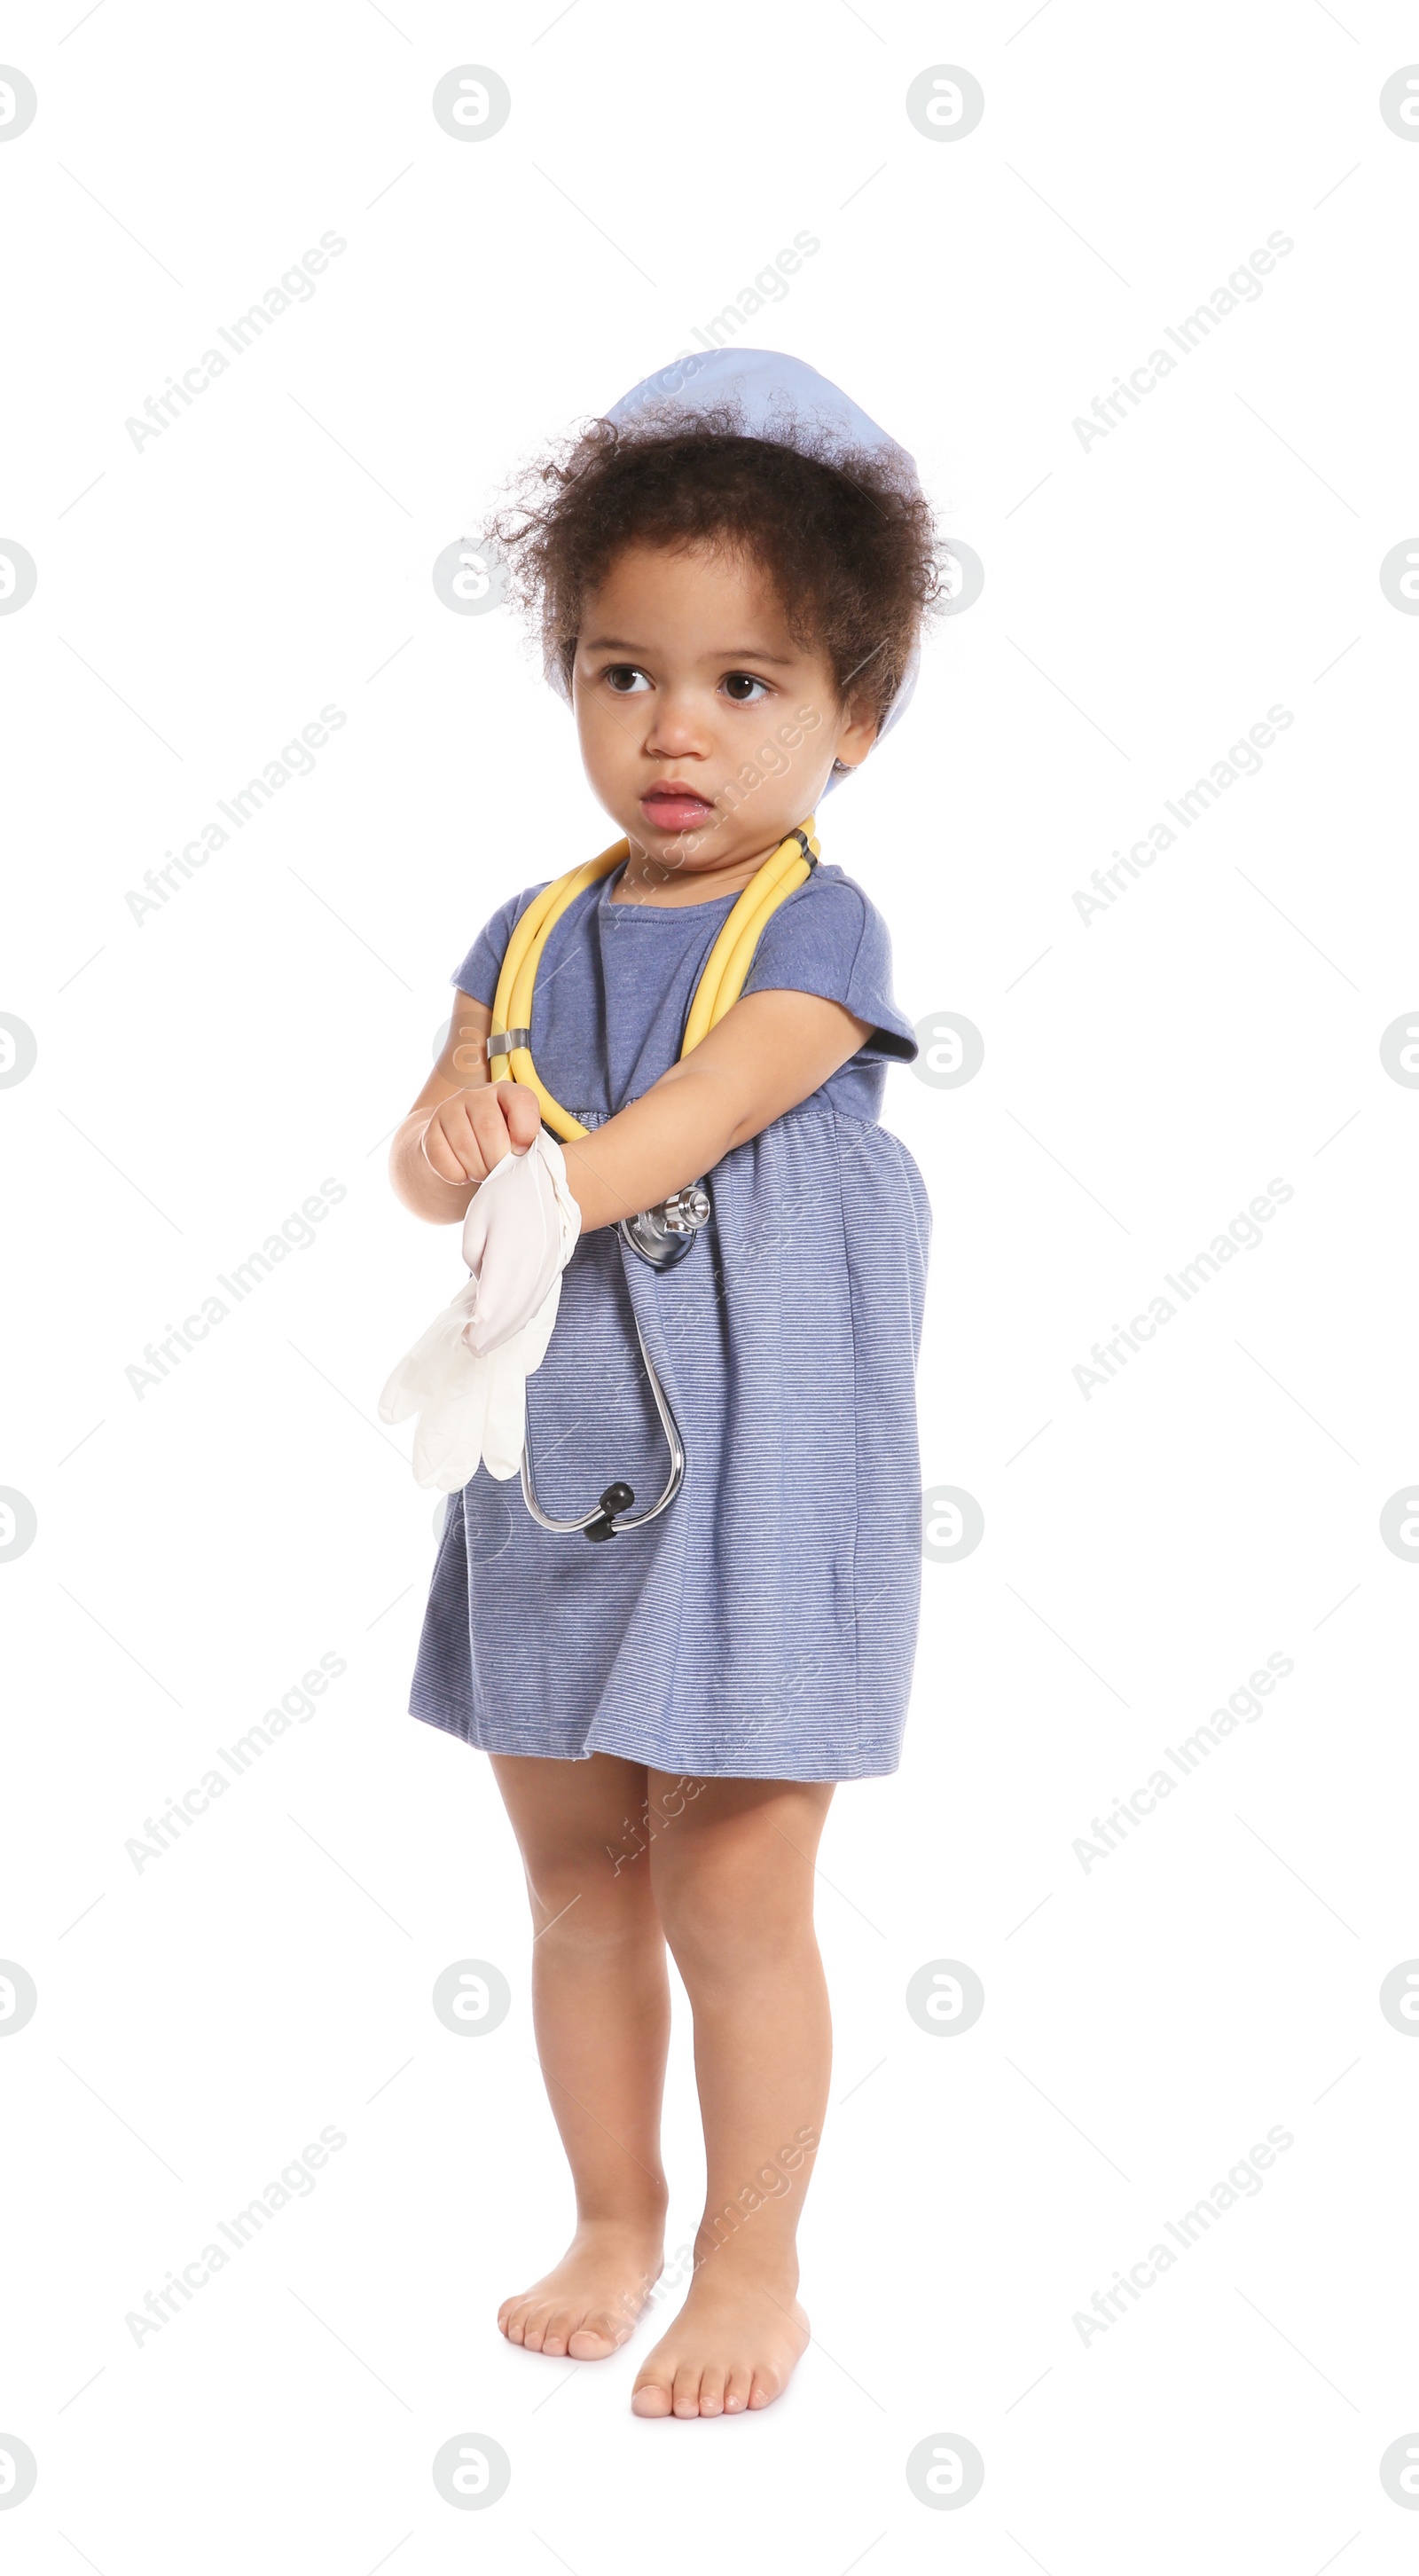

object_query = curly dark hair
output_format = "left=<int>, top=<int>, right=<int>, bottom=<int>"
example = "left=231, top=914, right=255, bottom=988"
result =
left=486, top=396, right=944, bottom=770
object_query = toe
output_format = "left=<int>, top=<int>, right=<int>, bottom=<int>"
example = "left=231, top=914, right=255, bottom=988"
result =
left=520, top=2305, right=554, bottom=2353
left=631, top=2370, right=674, bottom=2417
left=499, top=2302, right=529, bottom=2346
left=698, top=2366, right=726, bottom=2417
left=538, top=2308, right=574, bottom=2356
left=748, top=2368, right=781, bottom=2409
left=724, top=2365, right=752, bottom=2413
left=671, top=2362, right=703, bottom=2419
left=568, top=2311, right=622, bottom=2360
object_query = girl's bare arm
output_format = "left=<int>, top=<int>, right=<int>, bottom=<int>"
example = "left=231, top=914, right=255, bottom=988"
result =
left=389, top=986, right=874, bottom=1232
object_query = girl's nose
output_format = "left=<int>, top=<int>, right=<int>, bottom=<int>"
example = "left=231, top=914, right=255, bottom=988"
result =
left=643, top=688, right=712, bottom=759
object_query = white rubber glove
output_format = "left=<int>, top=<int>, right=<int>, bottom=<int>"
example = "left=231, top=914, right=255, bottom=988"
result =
left=459, top=1129, right=582, bottom=1354
left=379, top=1132, right=582, bottom=1491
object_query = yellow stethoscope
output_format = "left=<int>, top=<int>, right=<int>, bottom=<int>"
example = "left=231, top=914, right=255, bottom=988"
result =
left=484, top=817, right=820, bottom=1541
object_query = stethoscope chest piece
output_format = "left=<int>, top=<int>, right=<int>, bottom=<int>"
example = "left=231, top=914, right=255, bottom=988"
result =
left=616, top=1181, right=711, bottom=1270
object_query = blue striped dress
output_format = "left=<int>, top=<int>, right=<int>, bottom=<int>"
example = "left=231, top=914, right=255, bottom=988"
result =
left=408, top=854, right=931, bottom=1780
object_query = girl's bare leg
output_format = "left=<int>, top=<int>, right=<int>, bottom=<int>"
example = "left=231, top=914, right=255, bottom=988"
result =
left=631, top=1773, right=835, bottom=2419
left=490, top=1750, right=671, bottom=2359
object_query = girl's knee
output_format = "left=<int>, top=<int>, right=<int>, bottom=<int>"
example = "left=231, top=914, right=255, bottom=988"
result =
left=520, top=1828, right=657, bottom=1937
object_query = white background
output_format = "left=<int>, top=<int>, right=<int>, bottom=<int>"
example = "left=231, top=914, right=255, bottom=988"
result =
left=4, top=0, right=1419, bottom=2564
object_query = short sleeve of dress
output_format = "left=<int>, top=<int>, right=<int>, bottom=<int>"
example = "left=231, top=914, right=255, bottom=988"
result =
left=740, top=870, right=919, bottom=1065
left=450, top=881, right=550, bottom=1007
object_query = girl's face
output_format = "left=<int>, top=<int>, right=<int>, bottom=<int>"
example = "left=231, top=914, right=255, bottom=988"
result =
left=571, top=539, right=878, bottom=879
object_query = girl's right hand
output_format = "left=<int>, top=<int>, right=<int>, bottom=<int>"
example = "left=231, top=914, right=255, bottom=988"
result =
left=419, top=1080, right=544, bottom=1187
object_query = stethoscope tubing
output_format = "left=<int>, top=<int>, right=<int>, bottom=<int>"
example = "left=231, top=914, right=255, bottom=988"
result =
left=519, top=1279, right=686, bottom=1537
left=503, top=821, right=818, bottom=1539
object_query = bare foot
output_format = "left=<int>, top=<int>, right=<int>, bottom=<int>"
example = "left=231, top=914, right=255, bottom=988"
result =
left=631, top=2249, right=809, bottom=2417
left=498, top=2218, right=665, bottom=2360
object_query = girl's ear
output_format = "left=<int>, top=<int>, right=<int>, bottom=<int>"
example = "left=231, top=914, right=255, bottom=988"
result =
left=831, top=694, right=882, bottom=774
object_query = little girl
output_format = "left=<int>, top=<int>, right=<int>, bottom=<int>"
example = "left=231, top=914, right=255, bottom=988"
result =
left=388, top=350, right=937, bottom=2420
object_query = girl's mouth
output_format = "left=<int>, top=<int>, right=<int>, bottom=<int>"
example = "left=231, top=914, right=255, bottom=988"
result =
left=640, top=785, right=716, bottom=832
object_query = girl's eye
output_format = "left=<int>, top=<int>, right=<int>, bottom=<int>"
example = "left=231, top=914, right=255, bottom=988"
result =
left=604, top=664, right=651, bottom=695
left=722, top=671, right=771, bottom=704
